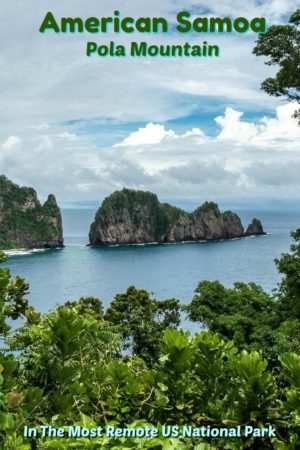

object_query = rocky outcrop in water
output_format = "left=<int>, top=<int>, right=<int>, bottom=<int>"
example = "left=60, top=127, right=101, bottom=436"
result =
left=0, top=175, right=64, bottom=249
left=89, top=189, right=265, bottom=246
left=245, top=218, right=265, bottom=236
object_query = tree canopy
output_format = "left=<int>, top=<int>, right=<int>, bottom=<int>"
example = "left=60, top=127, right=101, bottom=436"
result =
left=0, top=228, right=300, bottom=449
left=253, top=9, right=300, bottom=121
left=105, top=286, right=180, bottom=364
left=275, top=229, right=300, bottom=320
left=184, top=231, right=300, bottom=364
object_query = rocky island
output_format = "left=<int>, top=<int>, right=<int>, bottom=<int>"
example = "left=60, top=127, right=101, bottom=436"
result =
left=0, top=175, right=64, bottom=250
left=89, top=189, right=265, bottom=246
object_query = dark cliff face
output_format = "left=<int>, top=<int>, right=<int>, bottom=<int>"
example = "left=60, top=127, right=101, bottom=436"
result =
left=0, top=175, right=64, bottom=249
left=245, top=218, right=266, bottom=236
left=89, top=189, right=264, bottom=246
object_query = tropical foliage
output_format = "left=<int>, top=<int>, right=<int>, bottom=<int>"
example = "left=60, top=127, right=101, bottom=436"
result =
left=0, top=175, right=62, bottom=250
left=253, top=9, right=300, bottom=122
left=105, top=286, right=180, bottom=364
left=0, top=230, right=300, bottom=449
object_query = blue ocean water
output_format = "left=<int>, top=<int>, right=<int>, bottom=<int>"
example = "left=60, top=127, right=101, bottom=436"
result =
left=4, top=209, right=300, bottom=319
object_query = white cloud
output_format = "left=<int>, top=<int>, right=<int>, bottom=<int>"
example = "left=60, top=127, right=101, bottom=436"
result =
left=115, top=124, right=206, bottom=147
left=57, top=132, right=78, bottom=141
left=254, top=103, right=300, bottom=146
left=30, top=123, right=51, bottom=131
left=216, top=108, right=258, bottom=142
left=0, top=0, right=296, bottom=135
left=38, top=136, right=53, bottom=150
left=115, top=123, right=177, bottom=146
left=1, top=136, right=22, bottom=151
left=0, top=0, right=298, bottom=204
left=182, top=128, right=204, bottom=138
left=1, top=103, right=299, bottom=204
left=215, top=103, right=300, bottom=148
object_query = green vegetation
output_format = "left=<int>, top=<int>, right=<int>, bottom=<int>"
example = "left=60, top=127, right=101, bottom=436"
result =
left=105, top=286, right=180, bottom=364
left=0, top=230, right=300, bottom=449
left=184, top=281, right=300, bottom=366
left=196, top=201, right=220, bottom=216
left=275, top=229, right=300, bottom=320
left=253, top=9, right=300, bottom=122
left=93, top=188, right=184, bottom=240
left=185, top=281, right=276, bottom=348
left=0, top=175, right=63, bottom=249
left=184, top=229, right=300, bottom=367
left=89, top=188, right=250, bottom=246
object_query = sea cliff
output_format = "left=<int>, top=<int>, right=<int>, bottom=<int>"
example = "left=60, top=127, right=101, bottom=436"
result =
left=0, top=175, right=64, bottom=249
left=89, top=189, right=265, bottom=246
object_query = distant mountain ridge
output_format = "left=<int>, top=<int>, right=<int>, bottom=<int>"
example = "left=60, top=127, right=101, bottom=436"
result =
left=0, top=175, right=64, bottom=250
left=89, top=189, right=265, bottom=246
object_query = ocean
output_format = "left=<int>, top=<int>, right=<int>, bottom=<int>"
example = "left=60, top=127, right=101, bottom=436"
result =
left=4, top=209, right=300, bottom=322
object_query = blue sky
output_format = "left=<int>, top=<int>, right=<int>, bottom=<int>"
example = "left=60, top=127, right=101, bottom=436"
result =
left=0, top=0, right=299, bottom=207
left=63, top=98, right=278, bottom=148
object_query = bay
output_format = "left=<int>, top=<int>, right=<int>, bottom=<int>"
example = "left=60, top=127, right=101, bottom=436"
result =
left=4, top=209, right=300, bottom=319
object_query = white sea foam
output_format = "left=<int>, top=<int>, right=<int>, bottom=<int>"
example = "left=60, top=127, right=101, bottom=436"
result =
left=244, top=233, right=270, bottom=239
left=4, top=248, right=50, bottom=257
left=89, top=235, right=267, bottom=249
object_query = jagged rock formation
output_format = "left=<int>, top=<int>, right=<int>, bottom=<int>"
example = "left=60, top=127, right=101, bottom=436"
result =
left=0, top=175, right=64, bottom=249
left=245, top=218, right=265, bottom=236
left=89, top=189, right=265, bottom=246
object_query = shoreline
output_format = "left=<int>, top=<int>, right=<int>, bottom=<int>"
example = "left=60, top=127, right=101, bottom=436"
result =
left=89, top=233, right=269, bottom=248
left=2, top=248, right=62, bottom=257
left=2, top=234, right=269, bottom=256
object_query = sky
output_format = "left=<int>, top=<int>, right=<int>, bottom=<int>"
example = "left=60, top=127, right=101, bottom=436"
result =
left=0, top=0, right=299, bottom=210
